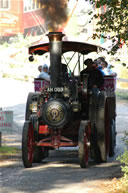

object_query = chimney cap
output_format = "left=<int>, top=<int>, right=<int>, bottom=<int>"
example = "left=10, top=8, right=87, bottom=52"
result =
left=47, top=32, right=65, bottom=42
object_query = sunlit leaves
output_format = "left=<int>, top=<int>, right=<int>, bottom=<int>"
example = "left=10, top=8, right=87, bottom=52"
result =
left=91, top=0, right=128, bottom=53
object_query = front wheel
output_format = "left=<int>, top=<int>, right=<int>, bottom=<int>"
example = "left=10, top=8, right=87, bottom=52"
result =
left=25, top=92, right=34, bottom=120
left=78, top=121, right=90, bottom=168
left=22, top=121, right=34, bottom=168
left=33, top=147, right=49, bottom=163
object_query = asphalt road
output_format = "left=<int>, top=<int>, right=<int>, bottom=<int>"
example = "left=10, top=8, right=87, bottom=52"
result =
left=0, top=78, right=128, bottom=193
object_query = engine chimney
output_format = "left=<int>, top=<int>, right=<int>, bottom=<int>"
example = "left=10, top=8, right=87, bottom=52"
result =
left=47, top=32, right=64, bottom=88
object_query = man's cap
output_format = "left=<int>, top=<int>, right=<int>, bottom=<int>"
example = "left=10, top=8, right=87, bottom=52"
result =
left=84, top=58, right=93, bottom=65
left=96, top=57, right=105, bottom=63
left=42, top=64, right=48, bottom=69
left=97, top=57, right=105, bottom=61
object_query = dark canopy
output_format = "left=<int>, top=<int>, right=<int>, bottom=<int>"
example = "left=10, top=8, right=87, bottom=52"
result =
left=29, top=41, right=101, bottom=55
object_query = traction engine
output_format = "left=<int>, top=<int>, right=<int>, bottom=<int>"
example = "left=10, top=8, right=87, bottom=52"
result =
left=22, top=32, right=116, bottom=168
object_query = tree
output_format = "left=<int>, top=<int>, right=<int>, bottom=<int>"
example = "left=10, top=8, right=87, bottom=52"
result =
left=90, top=0, right=128, bottom=54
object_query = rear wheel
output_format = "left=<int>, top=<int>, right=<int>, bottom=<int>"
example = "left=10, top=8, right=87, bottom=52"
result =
left=90, top=123, right=102, bottom=163
left=22, top=121, right=34, bottom=168
left=96, top=93, right=110, bottom=162
left=109, top=119, right=116, bottom=157
left=78, top=121, right=89, bottom=168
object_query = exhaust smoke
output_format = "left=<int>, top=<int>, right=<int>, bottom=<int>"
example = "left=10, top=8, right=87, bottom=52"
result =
left=39, top=0, right=68, bottom=31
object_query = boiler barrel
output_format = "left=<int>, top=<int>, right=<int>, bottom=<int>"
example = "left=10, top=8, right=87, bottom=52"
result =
left=47, top=32, right=64, bottom=88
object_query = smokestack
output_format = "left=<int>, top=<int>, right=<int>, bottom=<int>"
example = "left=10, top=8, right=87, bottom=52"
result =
left=47, top=32, right=65, bottom=88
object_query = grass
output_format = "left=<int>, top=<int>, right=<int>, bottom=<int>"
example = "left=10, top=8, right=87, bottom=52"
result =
left=116, top=90, right=128, bottom=101
left=0, top=146, right=20, bottom=161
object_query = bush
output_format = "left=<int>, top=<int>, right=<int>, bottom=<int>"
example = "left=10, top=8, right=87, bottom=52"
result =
left=116, top=91, right=128, bottom=101
left=0, top=146, right=20, bottom=161
left=119, top=150, right=128, bottom=178
left=117, top=131, right=128, bottom=192
left=0, top=146, right=19, bottom=155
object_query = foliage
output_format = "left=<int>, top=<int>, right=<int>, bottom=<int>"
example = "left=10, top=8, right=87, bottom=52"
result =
left=102, top=177, right=128, bottom=193
left=116, top=91, right=128, bottom=101
left=119, top=150, right=128, bottom=176
left=90, top=0, right=128, bottom=54
left=122, top=131, right=128, bottom=147
left=0, top=146, right=20, bottom=161
left=117, top=131, right=128, bottom=191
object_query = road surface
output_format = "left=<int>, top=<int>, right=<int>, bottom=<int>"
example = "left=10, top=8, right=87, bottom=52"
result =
left=0, top=78, right=127, bottom=193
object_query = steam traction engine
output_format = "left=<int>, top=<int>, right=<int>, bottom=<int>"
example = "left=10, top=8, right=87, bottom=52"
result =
left=22, top=32, right=116, bottom=168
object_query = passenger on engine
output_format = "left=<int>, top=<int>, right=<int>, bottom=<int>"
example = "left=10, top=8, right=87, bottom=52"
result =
left=37, top=64, right=50, bottom=82
left=95, top=57, right=117, bottom=76
left=80, top=58, right=104, bottom=91
left=99, top=60, right=110, bottom=75
left=38, top=65, right=43, bottom=73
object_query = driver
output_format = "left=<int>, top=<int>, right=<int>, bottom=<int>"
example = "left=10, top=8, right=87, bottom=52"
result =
left=80, top=58, right=104, bottom=90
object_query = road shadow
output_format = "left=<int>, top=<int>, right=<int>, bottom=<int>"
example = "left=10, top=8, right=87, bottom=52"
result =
left=1, top=148, right=123, bottom=193
left=1, top=99, right=127, bottom=192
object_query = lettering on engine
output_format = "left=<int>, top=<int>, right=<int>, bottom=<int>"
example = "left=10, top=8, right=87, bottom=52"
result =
left=47, top=87, right=64, bottom=92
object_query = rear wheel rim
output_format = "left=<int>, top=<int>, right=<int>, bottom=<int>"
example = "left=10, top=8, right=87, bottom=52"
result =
left=84, top=134, right=89, bottom=164
left=105, top=103, right=110, bottom=156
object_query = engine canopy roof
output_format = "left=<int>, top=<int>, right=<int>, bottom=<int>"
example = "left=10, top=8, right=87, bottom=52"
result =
left=29, top=41, right=102, bottom=55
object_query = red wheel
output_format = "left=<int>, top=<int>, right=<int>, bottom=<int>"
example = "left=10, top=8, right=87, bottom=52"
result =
left=78, top=121, right=89, bottom=168
left=22, top=121, right=34, bottom=168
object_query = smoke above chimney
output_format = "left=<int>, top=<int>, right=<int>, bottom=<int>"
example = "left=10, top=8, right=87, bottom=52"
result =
left=39, top=0, right=68, bottom=32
